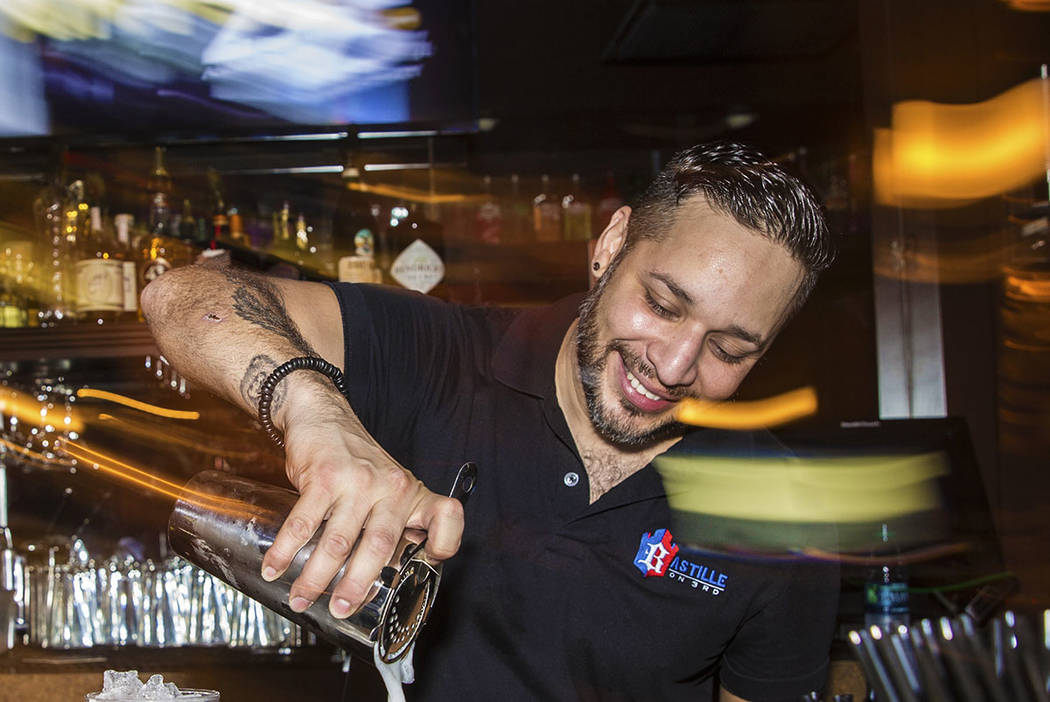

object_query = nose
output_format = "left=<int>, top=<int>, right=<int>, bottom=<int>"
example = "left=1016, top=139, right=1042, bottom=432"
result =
left=646, top=326, right=703, bottom=389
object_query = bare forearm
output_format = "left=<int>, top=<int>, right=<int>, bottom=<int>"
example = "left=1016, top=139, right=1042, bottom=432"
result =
left=141, top=264, right=335, bottom=426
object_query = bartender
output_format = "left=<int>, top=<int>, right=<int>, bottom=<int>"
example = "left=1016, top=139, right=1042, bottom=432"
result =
left=143, top=142, right=839, bottom=701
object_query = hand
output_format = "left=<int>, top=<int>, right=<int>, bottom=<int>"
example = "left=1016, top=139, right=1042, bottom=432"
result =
left=260, top=402, right=465, bottom=620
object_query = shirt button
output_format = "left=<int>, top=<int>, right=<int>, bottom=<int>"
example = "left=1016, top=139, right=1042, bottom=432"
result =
left=563, top=472, right=580, bottom=487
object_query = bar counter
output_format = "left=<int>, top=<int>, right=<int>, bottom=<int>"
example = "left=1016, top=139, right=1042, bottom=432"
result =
left=0, top=645, right=351, bottom=701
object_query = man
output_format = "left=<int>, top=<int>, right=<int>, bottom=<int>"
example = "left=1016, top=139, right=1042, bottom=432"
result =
left=143, top=142, right=839, bottom=701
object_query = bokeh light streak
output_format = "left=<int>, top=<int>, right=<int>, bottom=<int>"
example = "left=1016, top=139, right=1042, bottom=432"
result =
left=0, top=435, right=73, bottom=468
left=76, top=388, right=200, bottom=420
left=62, top=440, right=271, bottom=520
left=801, top=543, right=967, bottom=567
left=0, top=386, right=83, bottom=433
left=656, top=451, right=948, bottom=524
left=874, top=78, right=1050, bottom=207
left=675, top=386, right=817, bottom=430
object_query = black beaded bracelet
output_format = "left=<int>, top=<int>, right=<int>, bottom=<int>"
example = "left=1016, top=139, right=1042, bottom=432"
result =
left=257, top=356, right=348, bottom=448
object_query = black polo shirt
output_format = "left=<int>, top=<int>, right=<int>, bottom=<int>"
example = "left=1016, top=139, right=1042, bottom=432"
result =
left=327, top=283, right=839, bottom=702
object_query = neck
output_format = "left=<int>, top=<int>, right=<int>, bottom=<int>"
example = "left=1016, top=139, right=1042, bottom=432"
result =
left=555, top=321, right=680, bottom=502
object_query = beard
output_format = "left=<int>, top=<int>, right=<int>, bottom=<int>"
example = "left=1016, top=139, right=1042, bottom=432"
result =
left=575, top=264, right=690, bottom=448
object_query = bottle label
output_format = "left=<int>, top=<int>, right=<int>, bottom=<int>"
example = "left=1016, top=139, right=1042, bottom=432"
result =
left=0, top=302, right=27, bottom=328
left=390, top=239, right=444, bottom=294
left=864, top=581, right=909, bottom=615
left=122, top=261, right=138, bottom=313
left=75, top=259, right=125, bottom=312
left=354, top=229, right=376, bottom=257
left=338, top=255, right=378, bottom=284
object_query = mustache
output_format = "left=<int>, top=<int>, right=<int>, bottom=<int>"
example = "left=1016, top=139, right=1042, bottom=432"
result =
left=610, top=342, right=693, bottom=401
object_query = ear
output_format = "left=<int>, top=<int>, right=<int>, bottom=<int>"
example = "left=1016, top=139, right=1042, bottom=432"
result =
left=591, top=206, right=631, bottom=279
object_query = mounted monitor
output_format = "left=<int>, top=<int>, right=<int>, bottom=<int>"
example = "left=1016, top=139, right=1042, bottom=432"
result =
left=0, top=0, right=476, bottom=138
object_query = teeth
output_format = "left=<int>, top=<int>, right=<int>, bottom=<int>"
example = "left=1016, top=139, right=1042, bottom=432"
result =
left=626, top=369, right=662, bottom=402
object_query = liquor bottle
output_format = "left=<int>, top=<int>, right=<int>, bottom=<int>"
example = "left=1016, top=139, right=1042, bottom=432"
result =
left=334, top=190, right=382, bottom=282
left=267, top=201, right=296, bottom=261
left=56, top=179, right=91, bottom=324
left=147, top=147, right=173, bottom=239
left=139, top=153, right=191, bottom=288
left=863, top=523, right=909, bottom=632
left=114, top=214, right=139, bottom=321
left=75, top=206, right=126, bottom=325
left=474, top=175, right=503, bottom=244
left=228, top=206, right=249, bottom=248
left=385, top=202, right=446, bottom=295
left=337, top=228, right=382, bottom=283
left=532, top=174, right=562, bottom=242
left=178, top=199, right=203, bottom=248
left=0, top=242, right=27, bottom=328
left=562, top=173, right=593, bottom=241
left=595, top=172, right=624, bottom=237
left=294, top=213, right=321, bottom=273
left=207, top=168, right=230, bottom=247
left=0, top=278, right=25, bottom=328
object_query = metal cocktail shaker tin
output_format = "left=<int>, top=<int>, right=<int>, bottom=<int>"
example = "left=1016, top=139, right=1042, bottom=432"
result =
left=167, top=463, right=476, bottom=663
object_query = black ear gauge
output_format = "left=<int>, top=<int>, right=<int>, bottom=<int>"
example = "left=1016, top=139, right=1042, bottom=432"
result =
left=592, top=261, right=600, bottom=271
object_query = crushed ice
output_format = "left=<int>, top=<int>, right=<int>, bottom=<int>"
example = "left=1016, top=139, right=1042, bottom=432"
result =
left=96, top=670, right=182, bottom=700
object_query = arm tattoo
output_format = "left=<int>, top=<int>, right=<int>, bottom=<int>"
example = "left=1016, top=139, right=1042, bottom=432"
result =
left=222, top=267, right=317, bottom=355
left=240, top=354, right=285, bottom=414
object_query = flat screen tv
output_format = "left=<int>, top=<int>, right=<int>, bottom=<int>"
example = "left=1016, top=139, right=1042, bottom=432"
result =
left=0, top=0, right=476, bottom=138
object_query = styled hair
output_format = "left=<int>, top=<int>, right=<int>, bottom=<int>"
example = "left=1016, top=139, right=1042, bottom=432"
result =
left=623, top=142, right=835, bottom=312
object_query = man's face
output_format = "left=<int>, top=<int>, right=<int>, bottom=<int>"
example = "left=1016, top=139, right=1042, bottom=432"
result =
left=576, top=198, right=805, bottom=447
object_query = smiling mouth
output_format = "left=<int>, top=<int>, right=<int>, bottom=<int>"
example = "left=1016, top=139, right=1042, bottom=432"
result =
left=615, top=352, right=678, bottom=414
left=625, top=367, right=663, bottom=402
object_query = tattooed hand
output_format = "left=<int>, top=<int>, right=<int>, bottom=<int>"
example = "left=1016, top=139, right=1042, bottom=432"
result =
left=142, top=264, right=464, bottom=622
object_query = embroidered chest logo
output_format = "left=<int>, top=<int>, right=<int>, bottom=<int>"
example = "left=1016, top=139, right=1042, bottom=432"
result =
left=633, top=529, right=729, bottom=596
left=634, top=528, right=679, bottom=577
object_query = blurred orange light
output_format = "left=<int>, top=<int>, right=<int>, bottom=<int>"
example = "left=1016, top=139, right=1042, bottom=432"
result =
left=874, top=78, right=1050, bottom=207
left=76, top=388, right=200, bottom=420
left=675, top=386, right=817, bottom=430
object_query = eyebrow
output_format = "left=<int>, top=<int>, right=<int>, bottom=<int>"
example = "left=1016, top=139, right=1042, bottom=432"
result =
left=647, top=271, right=766, bottom=348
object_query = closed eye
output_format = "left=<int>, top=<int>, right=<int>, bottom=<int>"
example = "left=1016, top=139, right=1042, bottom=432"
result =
left=644, top=290, right=675, bottom=319
left=709, top=340, right=749, bottom=365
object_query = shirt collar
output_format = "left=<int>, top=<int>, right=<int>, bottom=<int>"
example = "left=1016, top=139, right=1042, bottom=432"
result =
left=493, top=294, right=585, bottom=398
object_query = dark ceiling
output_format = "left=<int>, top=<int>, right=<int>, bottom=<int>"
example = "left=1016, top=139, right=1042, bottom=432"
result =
left=474, top=0, right=865, bottom=152
left=473, top=0, right=1050, bottom=156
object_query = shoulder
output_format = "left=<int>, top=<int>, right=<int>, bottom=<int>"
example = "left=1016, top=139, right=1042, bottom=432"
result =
left=327, top=282, right=521, bottom=367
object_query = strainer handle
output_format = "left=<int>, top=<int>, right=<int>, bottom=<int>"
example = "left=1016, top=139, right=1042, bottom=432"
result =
left=448, top=462, right=477, bottom=506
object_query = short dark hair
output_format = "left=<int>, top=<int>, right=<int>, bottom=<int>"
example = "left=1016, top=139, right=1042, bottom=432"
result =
left=623, top=142, right=834, bottom=312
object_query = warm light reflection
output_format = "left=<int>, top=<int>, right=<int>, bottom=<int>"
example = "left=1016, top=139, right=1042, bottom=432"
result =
left=675, top=386, right=817, bottom=430
left=76, top=388, right=200, bottom=420
left=871, top=228, right=1045, bottom=284
left=874, top=78, right=1050, bottom=207
left=94, top=412, right=262, bottom=459
left=1000, top=0, right=1050, bottom=10
left=655, top=450, right=952, bottom=557
left=62, top=440, right=271, bottom=520
left=0, top=435, right=73, bottom=468
left=0, top=386, right=84, bottom=433
left=656, top=451, right=947, bottom=523
left=347, top=180, right=485, bottom=206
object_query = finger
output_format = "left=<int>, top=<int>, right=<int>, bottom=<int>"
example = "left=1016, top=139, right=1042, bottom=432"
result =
left=414, top=494, right=465, bottom=562
left=261, top=485, right=330, bottom=585
left=289, top=497, right=371, bottom=613
left=329, top=498, right=410, bottom=619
